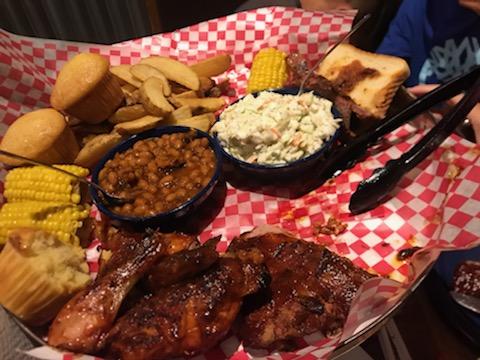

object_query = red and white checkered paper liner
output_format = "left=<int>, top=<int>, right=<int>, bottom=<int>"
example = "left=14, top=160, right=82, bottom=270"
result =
left=1, top=6, right=480, bottom=360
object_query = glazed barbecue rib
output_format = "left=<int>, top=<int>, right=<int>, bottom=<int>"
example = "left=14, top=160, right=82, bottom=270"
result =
left=146, top=235, right=220, bottom=290
left=48, top=231, right=165, bottom=354
left=105, top=254, right=268, bottom=360
left=229, top=232, right=374, bottom=350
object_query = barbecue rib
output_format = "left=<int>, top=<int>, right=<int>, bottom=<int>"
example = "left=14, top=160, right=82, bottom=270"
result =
left=105, top=254, right=268, bottom=360
left=229, top=231, right=374, bottom=350
left=48, top=230, right=165, bottom=354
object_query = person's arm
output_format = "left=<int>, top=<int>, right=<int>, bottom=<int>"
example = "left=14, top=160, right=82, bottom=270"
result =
left=376, top=0, right=416, bottom=60
left=410, top=84, right=480, bottom=144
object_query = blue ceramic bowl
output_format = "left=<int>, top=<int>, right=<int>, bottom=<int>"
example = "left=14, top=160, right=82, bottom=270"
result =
left=91, top=126, right=222, bottom=227
left=213, top=87, right=342, bottom=179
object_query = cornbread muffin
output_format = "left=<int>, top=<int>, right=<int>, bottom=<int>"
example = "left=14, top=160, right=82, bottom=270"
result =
left=0, top=108, right=79, bottom=166
left=0, top=229, right=90, bottom=326
left=51, top=53, right=124, bottom=124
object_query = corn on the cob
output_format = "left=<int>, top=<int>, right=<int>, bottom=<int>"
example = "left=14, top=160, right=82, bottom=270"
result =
left=0, top=202, right=90, bottom=246
left=247, top=48, right=288, bottom=93
left=4, top=165, right=89, bottom=204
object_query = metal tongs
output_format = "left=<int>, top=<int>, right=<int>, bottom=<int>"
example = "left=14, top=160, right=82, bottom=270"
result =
left=319, top=66, right=480, bottom=214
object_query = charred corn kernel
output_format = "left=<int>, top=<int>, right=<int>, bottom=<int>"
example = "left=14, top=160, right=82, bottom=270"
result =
left=0, top=202, right=90, bottom=246
left=247, top=48, right=288, bottom=93
left=4, top=165, right=88, bottom=204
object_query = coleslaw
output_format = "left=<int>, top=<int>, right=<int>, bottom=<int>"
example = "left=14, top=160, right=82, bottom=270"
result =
left=212, top=91, right=341, bottom=164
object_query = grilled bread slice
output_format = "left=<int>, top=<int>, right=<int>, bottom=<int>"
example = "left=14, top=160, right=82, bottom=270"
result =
left=317, top=44, right=410, bottom=119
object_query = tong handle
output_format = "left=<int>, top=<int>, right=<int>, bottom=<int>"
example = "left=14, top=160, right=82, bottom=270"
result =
left=364, top=65, right=480, bottom=146
left=349, top=73, right=480, bottom=214
left=399, top=75, right=480, bottom=172
left=322, top=66, right=480, bottom=178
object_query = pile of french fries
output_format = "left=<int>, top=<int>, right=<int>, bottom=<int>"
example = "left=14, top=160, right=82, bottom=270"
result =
left=72, top=54, right=231, bottom=168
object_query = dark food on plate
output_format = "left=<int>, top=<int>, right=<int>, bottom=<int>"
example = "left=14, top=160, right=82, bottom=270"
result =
left=48, top=231, right=165, bottom=353
left=102, top=228, right=198, bottom=256
left=45, top=227, right=376, bottom=358
left=229, top=231, right=374, bottom=350
left=396, top=246, right=422, bottom=261
left=453, top=260, right=480, bottom=298
left=316, top=44, right=410, bottom=120
left=314, top=216, right=348, bottom=236
left=326, top=59, right=379, bottom=94
left=287, top=53, right=367, bottom=121
left=105, top=256, right=268, bottom=360
left=146, top=235, right=220, bottom=289
left=98, top=131, right=216, bottom=217
left=286, top=44, right=410, bottom=122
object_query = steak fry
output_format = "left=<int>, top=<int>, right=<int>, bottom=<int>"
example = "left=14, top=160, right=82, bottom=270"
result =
left=229, top=232, right=374, bottom=350
left=48, top=231, right=165, bottom=354
left=105, top=255, right=268, bottom=360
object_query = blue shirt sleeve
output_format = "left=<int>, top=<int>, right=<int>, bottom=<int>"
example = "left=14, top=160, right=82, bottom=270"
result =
left=376, top=0, right=418, bottom=60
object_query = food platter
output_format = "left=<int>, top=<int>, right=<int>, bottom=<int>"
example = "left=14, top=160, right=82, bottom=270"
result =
left=1, top=6, right=479, bottom=360
left=9, top=263, right=435, bottom=360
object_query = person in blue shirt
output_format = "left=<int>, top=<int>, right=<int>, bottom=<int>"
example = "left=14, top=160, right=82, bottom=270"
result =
left=377, top=0, right=480, bottom=142
left=379, top=0, right=480, bottom=334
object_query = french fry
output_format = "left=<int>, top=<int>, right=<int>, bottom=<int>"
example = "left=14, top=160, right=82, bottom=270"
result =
left=173, top=97, right=226, bottom=114
left=190, top=54, right=232, bottom=77
left=109, top=104, right=148, bottom=124
left=164, top=113, right=215, bottom=132
left=127, top=90, right=140, bottom=106
left=174, top=90, right=198, bottom=99
left=208, top=113, right=217, bottom=127
left=110, top=65, right=142, bottom=88
left=114, top=115, right=163, bottom=135
left=139, top=77, right=175, bottom=116
left=167, top=96, right=183, bottom=108
left=130, top=64, right=172, bottom=96
left=74, top=132, right=124, bottom=169
left=140, top=56, right=200, bottom=91
left=81, top=134, right=97, bottom=146
left=167, top=106, right=193, bottom=122
left=121, top=84, right=140, bottom=105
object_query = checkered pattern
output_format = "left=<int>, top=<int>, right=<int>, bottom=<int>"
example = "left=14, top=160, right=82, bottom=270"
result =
left=2, top=6, right=480, bottom=360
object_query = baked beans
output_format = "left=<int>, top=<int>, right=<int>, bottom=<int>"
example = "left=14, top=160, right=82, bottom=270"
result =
left=99, top=131, right=216, bottom=217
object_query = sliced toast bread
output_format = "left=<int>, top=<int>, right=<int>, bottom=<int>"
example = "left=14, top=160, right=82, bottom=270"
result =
left=317, top=44, right=410, bottom=119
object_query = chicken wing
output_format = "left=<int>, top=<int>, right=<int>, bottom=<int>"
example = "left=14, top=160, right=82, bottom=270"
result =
left=229, top=232, right=374, bottom=350
left=146, top=235, right=220, bottom=290
left=105, top=255, right=268, bottom=360
left=103, top=228, right=197, bottom=254
left=48, top=230, right=165, bottom=354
